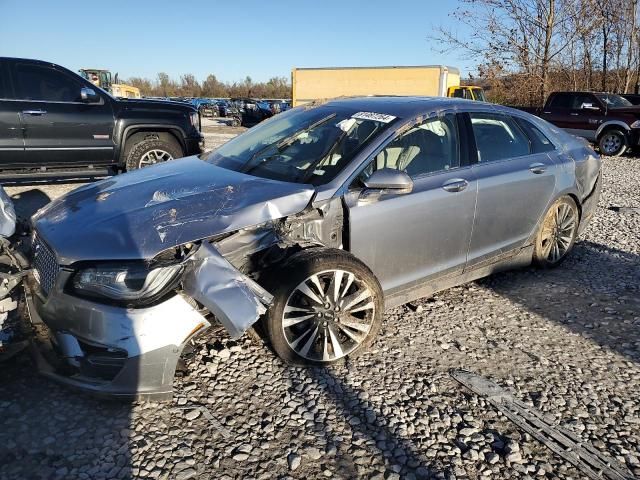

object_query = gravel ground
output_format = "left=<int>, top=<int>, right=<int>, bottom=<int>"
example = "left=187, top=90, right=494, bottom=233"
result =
left=0, top=153, right=638, bottom=480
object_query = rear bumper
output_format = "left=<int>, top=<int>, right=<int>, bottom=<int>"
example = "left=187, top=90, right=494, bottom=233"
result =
left=578, top=171, right=602, bottom=236
left=25, top=277, right=210, bottom=400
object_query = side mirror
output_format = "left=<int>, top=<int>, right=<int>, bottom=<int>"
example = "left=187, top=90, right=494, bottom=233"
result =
left=581, top=103, right=600, bottom=111
left=363, top=168, right=413, bottom=192
left=80, top=87, right=100, bottom=103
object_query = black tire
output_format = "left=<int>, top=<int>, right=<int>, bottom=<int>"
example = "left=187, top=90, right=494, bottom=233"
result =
left=263, top=248, right=383, bottom=366
left=125, top=136, right=183, bottom=171
left=533, top=196, right=580, bottom=268
left=231, top=116, right=241, bottom=127
left=598, top=129, right=627, bottom=157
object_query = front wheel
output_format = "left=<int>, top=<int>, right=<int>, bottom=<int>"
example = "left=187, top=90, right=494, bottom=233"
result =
left=264, top=248, right=383, bottom=366
left=125, top=136, right=183, bottom=170
left=533, top=196, right=580, bottom=268
left=598, top=129, right=627, bottom=156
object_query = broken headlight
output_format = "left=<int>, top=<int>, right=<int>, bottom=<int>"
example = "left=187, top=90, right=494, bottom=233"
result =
left=71, top=263, right=183, bottom=306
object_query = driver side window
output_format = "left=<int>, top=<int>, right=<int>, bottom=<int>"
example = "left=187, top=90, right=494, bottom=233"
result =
left=14, top=64, right=82, bottom=102
left=359, top=114, right=460, bottom=183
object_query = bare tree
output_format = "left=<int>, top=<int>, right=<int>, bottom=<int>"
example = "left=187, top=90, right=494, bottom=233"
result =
left=433, top=0, right=640, bottom=104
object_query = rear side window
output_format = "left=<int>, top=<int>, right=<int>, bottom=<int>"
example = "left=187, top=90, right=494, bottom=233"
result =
left=515, top=117, right=556, bottom=153
left=14, top=63, right=82, bottom=102
left=548, top=93, right=572, bottom=109
left=470, top=113, right=530, bottom=162
left=571, top=93, right=597, bottom=109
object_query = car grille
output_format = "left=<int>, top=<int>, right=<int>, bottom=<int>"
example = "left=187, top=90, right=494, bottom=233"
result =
left=32, top=233, right=59, bottom=296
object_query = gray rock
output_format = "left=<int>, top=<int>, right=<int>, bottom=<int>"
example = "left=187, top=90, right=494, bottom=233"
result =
left=184, top=410, right=201, bottom=421
left=287, top=453, right=301, bottom=471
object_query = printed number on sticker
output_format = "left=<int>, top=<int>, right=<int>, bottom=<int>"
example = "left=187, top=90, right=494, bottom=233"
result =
left=351, top=112, right=396, bottom=123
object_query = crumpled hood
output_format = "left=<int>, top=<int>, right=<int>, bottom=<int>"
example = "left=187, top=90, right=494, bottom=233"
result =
left=33, top=157, right=315, bottom=265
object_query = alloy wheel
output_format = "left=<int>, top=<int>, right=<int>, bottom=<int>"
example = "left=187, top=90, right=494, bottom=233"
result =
left=281, top=269, right=375, bottom=362
left=539, top=202, right=578, bottom=263
left=138, top=149, right=174, bottom=168
left=601, top=133, right=623, bottom=155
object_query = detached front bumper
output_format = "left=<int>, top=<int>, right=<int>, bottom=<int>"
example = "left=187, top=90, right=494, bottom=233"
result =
left=25, top=275, right=210, bottom=401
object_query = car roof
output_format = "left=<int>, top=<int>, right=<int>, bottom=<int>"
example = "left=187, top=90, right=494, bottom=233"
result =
left=318, top=96, right=489, bottom=117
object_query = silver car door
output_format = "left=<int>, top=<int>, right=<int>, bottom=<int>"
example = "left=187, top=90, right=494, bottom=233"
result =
left=344, top=112, right=477, bottom=294
left=465, top=111, right=557, bottom=268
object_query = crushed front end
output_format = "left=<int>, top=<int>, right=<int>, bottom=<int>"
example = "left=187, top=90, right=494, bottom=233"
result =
left=26, top=235, right=212, bottom=400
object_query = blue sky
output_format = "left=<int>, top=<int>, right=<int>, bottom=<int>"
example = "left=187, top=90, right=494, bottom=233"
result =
left=0, top=0, right=472, bottom=83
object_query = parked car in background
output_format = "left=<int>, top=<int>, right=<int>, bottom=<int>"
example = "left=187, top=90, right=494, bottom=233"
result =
left=215, top=100, right=241, bottom=126
left=0, top=57, right=204, bottom=178
left=516, top=91, right=640, bottom=156
left=191, top=99, right=219, bottom=118
left=27, top=97, right=601, bottom=398
left=231, top=97, right=274, bottom=127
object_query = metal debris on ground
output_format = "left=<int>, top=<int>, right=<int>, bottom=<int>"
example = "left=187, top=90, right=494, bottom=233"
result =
left=451, top=369, right=635, bottom=480
left=607, top=206, right=639, bottom=214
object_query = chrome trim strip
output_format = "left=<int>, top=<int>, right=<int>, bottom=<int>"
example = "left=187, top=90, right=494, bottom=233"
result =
left=0, top=98, right=95, bottom=105
left=25, top=147, right=113, bottom=151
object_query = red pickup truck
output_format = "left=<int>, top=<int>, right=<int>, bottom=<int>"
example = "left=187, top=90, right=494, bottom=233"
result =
left=518, top=91, right=640, bottom=156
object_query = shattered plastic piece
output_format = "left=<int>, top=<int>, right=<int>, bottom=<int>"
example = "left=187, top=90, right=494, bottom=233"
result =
left=451, top=370, right=634, bottom=480
left=0, top=186, right=16, bottom=238
left=182, top=242, right=274, bottom=339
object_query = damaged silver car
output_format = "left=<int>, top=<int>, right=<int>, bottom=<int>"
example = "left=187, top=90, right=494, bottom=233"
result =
left=26, top=97, right=601, bottom=399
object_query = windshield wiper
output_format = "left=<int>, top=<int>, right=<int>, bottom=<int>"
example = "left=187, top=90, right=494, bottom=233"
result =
left=275, top=113, right=336, bottom=150
left=241, top=113, right=337, bottom=174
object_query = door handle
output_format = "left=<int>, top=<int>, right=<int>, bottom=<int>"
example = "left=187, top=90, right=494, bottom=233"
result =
left=529, top=162, right=547, bottom=174
left=442, top=178, right=469, bottom=192
left=22, top=109, right=47, bottom=116
left=570, top=112, right=579, bottom=116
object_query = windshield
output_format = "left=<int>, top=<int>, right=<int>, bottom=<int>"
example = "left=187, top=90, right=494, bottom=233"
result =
left=595, top=94, right=632, bottom=108
left=474, top=89, right=487, bottom=102
left=202, top=106, right=396, bottom=185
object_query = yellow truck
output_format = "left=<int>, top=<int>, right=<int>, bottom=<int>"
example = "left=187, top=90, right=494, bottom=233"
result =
left=291, top=65, right=485, bottom=107
left=79, top=68, right=141, bottom=99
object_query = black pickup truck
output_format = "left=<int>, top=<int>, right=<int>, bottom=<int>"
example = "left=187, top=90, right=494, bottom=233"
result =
left=0, top=57, right=204, bottom=179
left=517, top=91, right=640, bottom=156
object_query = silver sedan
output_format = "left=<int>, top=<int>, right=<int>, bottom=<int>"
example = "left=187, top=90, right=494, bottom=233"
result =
left=28, top=97, right=601, bottom=398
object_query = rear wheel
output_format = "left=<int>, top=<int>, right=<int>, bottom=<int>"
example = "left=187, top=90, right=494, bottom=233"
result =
left=598, top=129, right=627, bottom=156
left=125, top=136, right=183, bottom=170
left=264, top=248, right=383, bottom=366
left=533, top=196, right=580, bottom=268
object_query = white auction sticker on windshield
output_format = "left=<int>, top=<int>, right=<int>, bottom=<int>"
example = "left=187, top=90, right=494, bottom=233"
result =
left=351, top=112, right=396, bottom=123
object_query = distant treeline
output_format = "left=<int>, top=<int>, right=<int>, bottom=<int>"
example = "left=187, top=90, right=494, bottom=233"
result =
left=125, top=73, right=291, bottom=99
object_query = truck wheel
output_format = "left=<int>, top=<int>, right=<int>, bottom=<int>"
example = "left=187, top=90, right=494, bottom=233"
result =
left=263, top=248, right=383, bottom=366
left=598, top=129, right=627, bottom=157
left=126, top=136, right=183, bottom=170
